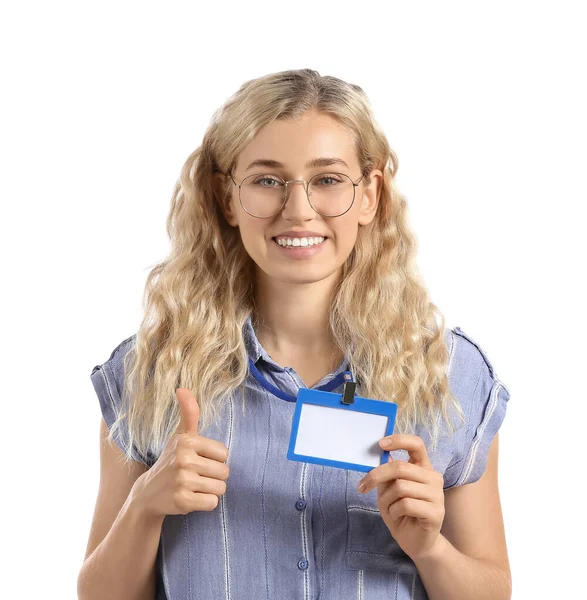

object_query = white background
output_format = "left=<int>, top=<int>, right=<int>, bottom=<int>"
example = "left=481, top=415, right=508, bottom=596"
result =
left=2, top=1, right=585, bottom=598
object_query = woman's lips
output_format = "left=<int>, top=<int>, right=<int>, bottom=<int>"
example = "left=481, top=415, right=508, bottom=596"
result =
left=271, top=237, right=328, bottom=258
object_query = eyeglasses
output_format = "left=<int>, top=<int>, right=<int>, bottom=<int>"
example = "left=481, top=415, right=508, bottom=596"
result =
left=222, top=170, right=364, bottom=219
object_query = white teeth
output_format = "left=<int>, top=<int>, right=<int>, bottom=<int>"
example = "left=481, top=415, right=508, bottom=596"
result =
left=275, top=236, right=325, bottom=247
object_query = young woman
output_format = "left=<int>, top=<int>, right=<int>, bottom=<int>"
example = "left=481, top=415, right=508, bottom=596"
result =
left=78, top=69, right=512, bottom=600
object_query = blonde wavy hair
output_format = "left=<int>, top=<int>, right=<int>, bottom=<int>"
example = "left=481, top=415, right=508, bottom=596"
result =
left=107, top=68, right=465, bottom=467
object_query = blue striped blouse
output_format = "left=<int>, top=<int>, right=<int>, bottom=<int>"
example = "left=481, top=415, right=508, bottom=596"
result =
left=90, top=316, right=510, bottom=599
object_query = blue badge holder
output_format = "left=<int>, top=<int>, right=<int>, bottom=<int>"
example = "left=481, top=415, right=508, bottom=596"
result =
left=287, top=373, right=398, bottom=473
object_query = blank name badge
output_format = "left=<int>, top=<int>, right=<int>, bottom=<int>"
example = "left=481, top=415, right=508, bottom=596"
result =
left=287, top=376, right=398, bottom=473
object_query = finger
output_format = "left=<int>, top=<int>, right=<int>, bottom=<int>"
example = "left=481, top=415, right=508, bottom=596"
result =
left=387, top=497, right=442, bottom=524
left=187, top=436, right=230, bottom=463
left=359, top=461, right=433, bottom=494
left=378, top=478, right=438, bottom=507
left=378, top=434, right=433, bottom=469
left=176, top=388, right=200, bottom=435
left=178, top=452, right=230, bottom=480
left=180, top=472, right=228, bottom=497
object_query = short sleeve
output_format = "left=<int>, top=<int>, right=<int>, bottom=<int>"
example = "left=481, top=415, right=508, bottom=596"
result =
left=90, top=334, right=153, bottom=466
left=443, top=327, right=511, bottom=489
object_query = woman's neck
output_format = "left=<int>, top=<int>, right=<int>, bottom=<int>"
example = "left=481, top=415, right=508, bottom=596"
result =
left=253, top=272, right=341, bottom=351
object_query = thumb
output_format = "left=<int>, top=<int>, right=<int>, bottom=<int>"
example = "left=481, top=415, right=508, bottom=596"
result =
left=175, top=387, right=200, bottom=435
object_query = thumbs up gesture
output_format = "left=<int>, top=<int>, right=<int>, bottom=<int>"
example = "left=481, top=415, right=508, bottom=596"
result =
left=132, top=388, right=230, bottom=518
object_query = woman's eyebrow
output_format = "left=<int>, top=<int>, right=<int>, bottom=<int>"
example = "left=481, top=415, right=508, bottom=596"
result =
left=245, top=157, right=350, bottom=171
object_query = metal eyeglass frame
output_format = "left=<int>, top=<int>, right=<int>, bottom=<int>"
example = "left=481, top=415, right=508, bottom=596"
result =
left=222, top=169, right=365, bottom=219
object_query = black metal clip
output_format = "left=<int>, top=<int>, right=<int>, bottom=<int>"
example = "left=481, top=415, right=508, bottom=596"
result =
left=341, top=372, right=356, bottom=405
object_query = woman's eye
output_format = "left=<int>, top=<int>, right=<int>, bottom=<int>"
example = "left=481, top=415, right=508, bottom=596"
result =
left=316, top=176, right=342, bottom=185
left=254, top=177, right=281, bottom=187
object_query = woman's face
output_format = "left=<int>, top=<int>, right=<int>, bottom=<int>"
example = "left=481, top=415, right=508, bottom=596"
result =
left=217, top=110, right=382, bottom=286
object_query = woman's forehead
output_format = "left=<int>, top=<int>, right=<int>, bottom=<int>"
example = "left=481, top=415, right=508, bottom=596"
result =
left=235, top=117, right=358, bottom=175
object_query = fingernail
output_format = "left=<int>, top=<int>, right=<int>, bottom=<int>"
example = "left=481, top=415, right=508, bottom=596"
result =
left=357, top=481, right=366, bottom=492
left=380, top=438, right=392, bottom=448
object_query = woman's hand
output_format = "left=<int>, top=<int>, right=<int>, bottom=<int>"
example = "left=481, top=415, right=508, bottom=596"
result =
left=131, top=388, right=230, bottom=519
left=357, top=434, right=445, bottom=561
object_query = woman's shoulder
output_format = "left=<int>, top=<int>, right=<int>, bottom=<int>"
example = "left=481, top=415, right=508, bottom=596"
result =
left=441, top=324, right=511, bottom=488
left=90, top=332, right=152, bottom=465
left=449, top=325, right=499, bottom=380
left=91, top=333, right=137, bottom=384
left=446, top=323, right=510, bottom=410
left=105, top=333, right=137, bottom=365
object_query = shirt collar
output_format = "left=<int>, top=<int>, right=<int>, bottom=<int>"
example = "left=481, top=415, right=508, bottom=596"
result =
left=243, top=313, right=267, bottom=365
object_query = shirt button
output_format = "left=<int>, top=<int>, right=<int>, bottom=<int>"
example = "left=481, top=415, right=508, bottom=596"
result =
left=295, top=499, right=307, bottom=511
left=297, top=558, right=309, bottom=570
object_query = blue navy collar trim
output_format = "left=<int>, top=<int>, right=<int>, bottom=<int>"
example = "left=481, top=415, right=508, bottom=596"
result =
left=248, top=357, right=354, bottom=402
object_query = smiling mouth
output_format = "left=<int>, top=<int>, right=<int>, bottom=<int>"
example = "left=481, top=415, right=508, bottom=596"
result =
left=271, top=237, right=329, bottom=247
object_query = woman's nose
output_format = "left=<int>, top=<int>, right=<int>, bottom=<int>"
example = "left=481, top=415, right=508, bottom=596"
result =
left=282, top=181, right=315, bottom=215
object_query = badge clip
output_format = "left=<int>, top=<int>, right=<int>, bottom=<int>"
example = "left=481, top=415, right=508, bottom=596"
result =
left=341, top=372, right=356, bottom=405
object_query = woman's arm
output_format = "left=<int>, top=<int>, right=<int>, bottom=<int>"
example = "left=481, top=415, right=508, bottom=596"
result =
left=77, top=419, right=164, bottom=600
left=413, top=434, right=512, bottom=600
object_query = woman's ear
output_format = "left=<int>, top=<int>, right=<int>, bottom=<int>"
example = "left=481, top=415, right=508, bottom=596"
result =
left=212, top=172, right=238, bottom=227
left=358, top=169, right=383, bottom=226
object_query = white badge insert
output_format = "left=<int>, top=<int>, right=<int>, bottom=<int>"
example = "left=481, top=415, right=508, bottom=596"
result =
left=287, top=378, right=398, bottom=473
